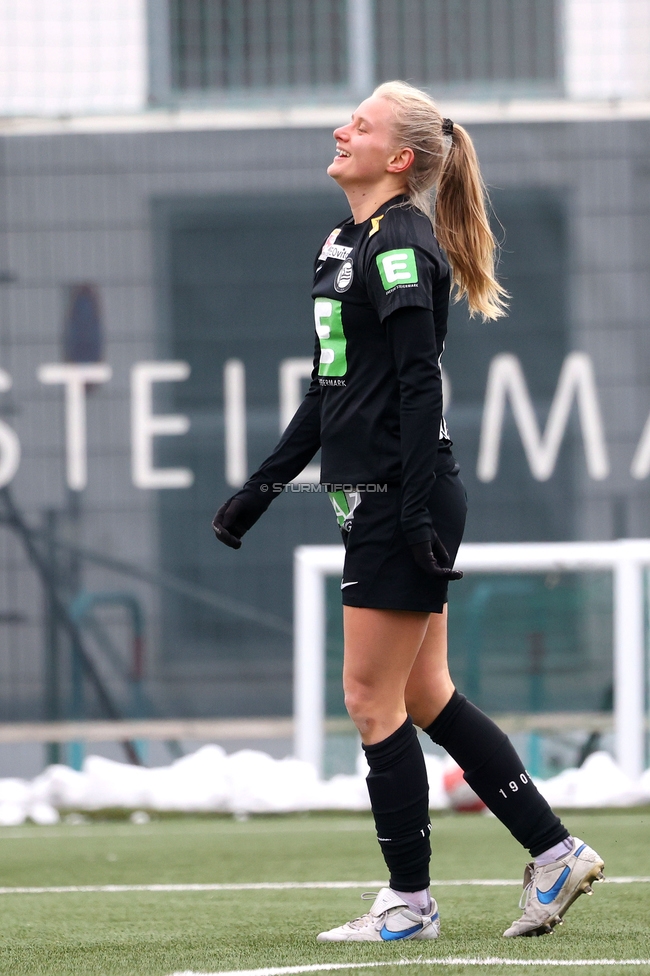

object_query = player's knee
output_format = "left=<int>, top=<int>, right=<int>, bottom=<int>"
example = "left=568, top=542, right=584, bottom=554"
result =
left=343, top=682, right=381, bottom=728
left=405, top=677, right=455, bottom=728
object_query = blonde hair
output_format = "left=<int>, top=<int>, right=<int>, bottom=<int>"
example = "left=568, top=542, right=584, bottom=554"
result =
left=373, top=80, right=508, bottom=321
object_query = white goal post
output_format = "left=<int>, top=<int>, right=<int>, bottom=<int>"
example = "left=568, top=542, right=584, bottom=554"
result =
left=293, top=540, right=650, bottom=780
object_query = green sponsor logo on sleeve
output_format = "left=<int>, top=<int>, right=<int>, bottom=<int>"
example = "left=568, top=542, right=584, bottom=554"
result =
left=328, top=490, right=350, bottom=527
left=314, top=297, right=347, bottom=377
left=376, top=248, right=419, bottom=290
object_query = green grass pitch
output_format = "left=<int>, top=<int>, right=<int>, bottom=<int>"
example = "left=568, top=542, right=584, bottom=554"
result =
left=0, top=809, right=647, bottom=976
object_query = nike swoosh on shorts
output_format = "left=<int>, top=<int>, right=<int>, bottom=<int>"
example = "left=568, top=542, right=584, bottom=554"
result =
left=341, top=581, right=359, bottom=589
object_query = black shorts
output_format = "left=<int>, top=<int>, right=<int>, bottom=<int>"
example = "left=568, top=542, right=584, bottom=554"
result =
left=335, top=458, right=467, bottom=614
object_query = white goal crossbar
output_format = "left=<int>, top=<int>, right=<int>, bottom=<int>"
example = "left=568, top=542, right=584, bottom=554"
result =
left=293, top=540, right=650, bottom=779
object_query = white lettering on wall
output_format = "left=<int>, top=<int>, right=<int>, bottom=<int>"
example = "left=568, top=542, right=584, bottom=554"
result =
left=130, top=361, right=193, bottom=489
left=37, top=363, right=112, bottom=490
left=630, top=412, right=650, bottom=479
left=224, top=359, right=247, bottom=488
left=477, top=352, right=610, bottom=482
left=0, top=369, right=20, bottom=487
left=3, top=352, right=649, bottom=491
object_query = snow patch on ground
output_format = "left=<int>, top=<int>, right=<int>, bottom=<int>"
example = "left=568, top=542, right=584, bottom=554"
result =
left=0, top=747, right=647, bottom=826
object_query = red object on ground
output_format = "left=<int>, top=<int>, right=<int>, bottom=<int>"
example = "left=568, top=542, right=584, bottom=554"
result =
left=442, top=763, right=487, bottom=812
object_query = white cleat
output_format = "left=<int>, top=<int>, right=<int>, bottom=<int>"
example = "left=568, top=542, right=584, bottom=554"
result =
left=503, top=837, right=605, bottom=937
left=317, top=887, right=440, bottom=943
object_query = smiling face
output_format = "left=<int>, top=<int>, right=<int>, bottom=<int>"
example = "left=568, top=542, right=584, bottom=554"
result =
left=327, top=95, right=412, bottom=193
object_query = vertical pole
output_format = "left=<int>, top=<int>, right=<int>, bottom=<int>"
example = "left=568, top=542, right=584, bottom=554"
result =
left=67, top=489, right=83, bottom=768
left=613, top=553, right=645, bottom=778
left=131, top=605, right=146, bottom=761
left=70, top=634, right=84, bottom=770
left=347, top=0, right=374, bottom=97
left=293, top=549, right=325, bottom=775
left=44, top=510, right=61, bottom=766
left=646, top=565, right=650, bottom=772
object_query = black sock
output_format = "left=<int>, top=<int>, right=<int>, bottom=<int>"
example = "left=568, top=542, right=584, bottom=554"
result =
left=424, top=691, right=568, bottom=857
left=363, top=717, right=431, bottom=891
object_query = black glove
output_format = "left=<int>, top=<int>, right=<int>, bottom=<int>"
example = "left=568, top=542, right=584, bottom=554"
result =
left=212, top=488, right=270, bottom=549
left=410, top=532, right=463, bottom=580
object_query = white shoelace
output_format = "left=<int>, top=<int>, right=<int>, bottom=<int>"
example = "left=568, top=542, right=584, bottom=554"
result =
left=344, top=893, right=382, bottom=929
left=519, top=864, right=537, bottom=909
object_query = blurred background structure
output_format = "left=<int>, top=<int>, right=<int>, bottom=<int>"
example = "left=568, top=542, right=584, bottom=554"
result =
left=0, top=0, right=648, bottom=779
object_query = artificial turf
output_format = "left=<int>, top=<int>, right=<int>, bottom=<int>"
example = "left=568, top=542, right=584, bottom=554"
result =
left=0, top=809, right=647, bottom=976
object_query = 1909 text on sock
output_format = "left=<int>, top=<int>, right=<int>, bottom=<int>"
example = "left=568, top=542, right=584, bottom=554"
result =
left=498, top=772, right=530, bottom=798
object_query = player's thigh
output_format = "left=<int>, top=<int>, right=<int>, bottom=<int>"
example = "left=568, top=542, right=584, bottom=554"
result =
left=343, top=605, right=430, bottom=697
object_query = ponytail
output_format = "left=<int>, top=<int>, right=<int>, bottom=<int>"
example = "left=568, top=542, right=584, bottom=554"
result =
left=374, top=80, right=508, bottom=321
left=435, top=122, right=508, bottom=320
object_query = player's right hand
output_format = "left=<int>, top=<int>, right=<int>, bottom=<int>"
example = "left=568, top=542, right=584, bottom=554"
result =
left=212, top=497, right=247, bottom=549
left=212, top=487, right=273, bottom=549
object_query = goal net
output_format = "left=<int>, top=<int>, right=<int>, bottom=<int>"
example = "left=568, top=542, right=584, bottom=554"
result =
left=293, top=541, right=650, bottom=779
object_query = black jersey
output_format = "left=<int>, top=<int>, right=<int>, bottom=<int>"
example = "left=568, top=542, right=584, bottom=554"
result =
left=245, top=194, right=453, bottom=545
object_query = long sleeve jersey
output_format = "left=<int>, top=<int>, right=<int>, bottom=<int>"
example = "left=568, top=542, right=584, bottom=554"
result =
left=243, top=194, right=453, bottom=545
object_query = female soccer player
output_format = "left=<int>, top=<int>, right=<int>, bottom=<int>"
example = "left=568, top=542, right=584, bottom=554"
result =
left=213, top=81, right=604, bottom=941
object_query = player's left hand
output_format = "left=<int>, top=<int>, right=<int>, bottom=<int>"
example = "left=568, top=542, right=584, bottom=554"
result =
left=410, top=533, right=463, bottom=580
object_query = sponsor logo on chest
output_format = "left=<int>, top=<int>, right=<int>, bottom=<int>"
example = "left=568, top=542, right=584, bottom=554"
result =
left=319, top=227, right=353, bottom=262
